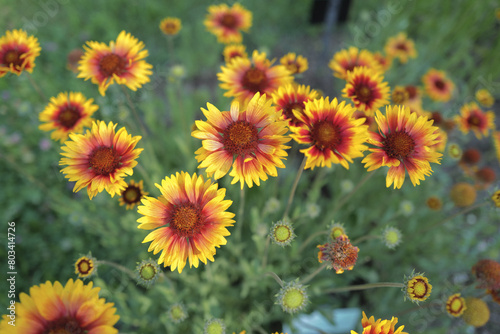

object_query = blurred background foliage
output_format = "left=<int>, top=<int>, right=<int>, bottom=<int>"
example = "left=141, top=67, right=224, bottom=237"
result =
left=1, top=0, right=499, bottom=333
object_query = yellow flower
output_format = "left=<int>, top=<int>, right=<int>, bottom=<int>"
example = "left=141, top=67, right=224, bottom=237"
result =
left=119, top=179, right=148, bottom=210
left=422, top=68, right=454, bottom=102
left=39, top=92, right=98, bottom=142
left=78, top=31, right=153, bottom=96
left=384, top=32, right=417, bottom=64
left=475, top=88, right=494, bottom=107
left=204, top=3, right=252, bottom=44
left=462, top=297, right=490, bottom=327
left=455, top=102, right=495, bottom=139
left=351, top=311, right=407, bottom=334
left=403, top=272, right=432, bottom=303
left=223, top=44, right=247, bottom=63
left=160, top=17, right=181, bottom=36
left=445, top=293, right=466, bottom=317
left=279, top=52, right=308, bottom=74
left=328, top=46, right=380, bottom=80
left=0, top=29, right=41, bottom=77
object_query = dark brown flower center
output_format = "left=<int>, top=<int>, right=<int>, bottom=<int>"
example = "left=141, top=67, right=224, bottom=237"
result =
left=223, top=120, right=259, bottom=156
left=57, top=105, right=81, bottom=129
left=76, top=258, right=93, bottom=275
left=43, top=317, right=84, bottom=334
left=396, top=42, right=408, bottom=51
left=392, top=90, right=408, bottom=104
left=89, top=147, right=121, bottom=175
left=3, top=49, right=23, bottom=67
left=170, top=202, right=202, bottom=238
left=434, top=79, right=446, bottom=90
left=282, top=102, right=304, bottom=125
left=311, top=120, right=341, bottom=150
left=467, top=114, right=482, bottom=127
left=242, top=67, right=268, bottom=93
left=220, top=13, right=238, bottom=29
left=383, top=131, right=415, bottom=159
left=123, top=185, right=141, bottom=204
left=354, top=84, right=373, bottom=103
left=410, top=279, right=428, bottom=298
left=99, top=53, right=127, bottom=77
left=405, top=85, right=417, bottom=99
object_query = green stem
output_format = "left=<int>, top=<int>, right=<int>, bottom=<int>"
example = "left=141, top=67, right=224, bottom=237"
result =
left=352, top=234, right=380, bottom=245
left=301, top=262, right=328, bottom=284
left=266, top=271, right=284, bottom=288
left=325, top=170, right=376, bottom=223
left=421, top=201, right=488, bottom=234
left=97, top=260, right=136, bottom=279
left=283, top=156, right=307, bottom=219
left=235, top=186, right=245, bottom=241
left=121, top=86, right=149, bottom=137
left=26, top=72, right=47, bottom=101
left=323, top=282, right=404, bottom=294
left=296, top=230, right=329, bottom=255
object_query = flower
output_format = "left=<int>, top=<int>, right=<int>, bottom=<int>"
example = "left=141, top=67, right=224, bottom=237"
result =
left=272, top=84, right=319, bottom=127
left=223, top=44, right=247, bottom=63
left=461, top=148, right=481, bottom=165
left=492, top=190, right=500, bottom=207
left=74, top=254, right=96, bottom=279
left=445, top=293, right=467, bottom=317
left=422, top=68, right=454, bottom=102
left=218, top=50, right=293, bottom=106
left=160, top=17, right=181, bottom=36
left=192, top=93, right=290, bottom=188
left=476, top=167, right=496, bottom=187
left=204, top=318, right=226, bottom=334
left=204, top=3, right=252, bottom=44
left=455, top=102, right=495, bottom=139
left=67, top=48, right=84, bottom=73
left=373, top=51, right=392, bottom=72
left=328, top=46, right=380, bottom=80
left=399, top=200, right=414, bottom=216
left=119, top=179, right=148, bottom=209
left=447, top=142, right=462, bottom=160
left=329, top=222, right=347, bottom=239
left=403, top=271, right=432, bottom=303
left=362, top=105, right=442, bottom=189
left=169, top=303, right=188, bottom=323
left=472, top=259, right=500, bottom=290
left=487, top=289, right=500, bottom=304
left=135, top=258, right=161, bottom=288
left=384, top=32, right=417, bottom=64
left=382, top=226, right=402, bottom=249
left=39, top=92, right=98, bottom=142
left=351, top=311, right=407, bottom=334
left=342, top=66, right=390, bottom=115
left=59, top=120, right=142, bottom=199
left=0, top=29, right=41, bottom=77
left=494, top=131, right=500, bottom=163
left=462, top=297, right=490, bottom=327
left=279, top=52, right=308, bottom=74
left=475, top=88, right=494, bottom=107
left=317, top=235, right=359, bottom=274
left=60, top=121, right=142, bottom=199
left=391, top=86, right=409, bottom=104
left=0, top=279, right=119, bottom=333
left=276, top=280, right=308, bottom=314
left=290, top=97, right=369, bottom=170
left=449, top=182, right=476, bottom=207
left=270, top=220, right=295, bottom=247
left=137, top=172, right=235, bottom=273
left=78, top=30, right=153, bottom=96
left=402, top=85, right=423, bottom=114
left=426, top=196, right=443, bottom=210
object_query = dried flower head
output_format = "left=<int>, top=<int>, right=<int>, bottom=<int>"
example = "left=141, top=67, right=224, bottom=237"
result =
left=426, top=196, right=443, bottom=211
left=317, top=235, right=359, bottom=274
left=462, top=297, right=490, bottom=327
left=472, top=259, right=500, bottom=290
left=449, top=182, right=477, bottom=207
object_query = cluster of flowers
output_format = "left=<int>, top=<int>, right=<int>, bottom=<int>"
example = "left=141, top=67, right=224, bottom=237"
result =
left=1, top=2, right=499, bottom=333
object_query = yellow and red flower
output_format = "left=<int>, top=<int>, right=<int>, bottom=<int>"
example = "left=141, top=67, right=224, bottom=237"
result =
left=422, top=68, right=455, bottom=102
left=0, top=279, right=119, bottom=334
left=160, top=17, right=182, bottom=36
left=391, top=86, right=409, bottom=105
left=279, top=52, right=308, bottom=74
left=455, top=102, right=495, bottom=139
left=289, top=97, right=369, bottom=170
left=384, top=32, right=417, bottom=64
left=0, top=29, right=41, bottom=77
left=39, top=92, right=98, bottom=142
left=218, top=50, right=293, bottom=106
left=74, top=254, right=96, bottom=279
left=119, top=179, right=148, bottom=210
left=404, top=273, right=432, bottom=303
left=78, top=30, right=153, bottom=96
left=223, top=44, right=247, bottom=63
left=342, top=66, right=390, bottom=115
left=192, top=93, right=290, bottom=188
left=362, top=105, right=442, bottom=189
left=272, top=84, right=319, bottom=127
left=60, top=120, right=143, bottom=199
left=204, top=3, right=252, bottom=44
left=475, top=88, right=495, bottom=107
left=351, top=311, right=407, bottom=334
left=402, top=85, right=423, bottom=115
left=137, top=172, right=235, bottom=273
left=373, top=51, right=392, bottom=73
left=328, top=46, right=380, bottom=80
left=494, top=131, right=500, bottom=164
left=446, top=293, right=467, bottom=317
